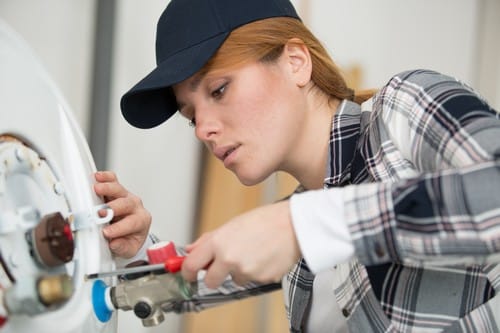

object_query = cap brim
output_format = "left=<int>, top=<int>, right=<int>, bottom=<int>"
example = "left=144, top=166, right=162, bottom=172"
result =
left=121, top=32, right=230, bottom=129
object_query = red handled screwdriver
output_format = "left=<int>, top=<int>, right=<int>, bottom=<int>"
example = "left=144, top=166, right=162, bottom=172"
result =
left=85, top=255, right=185, bottom=280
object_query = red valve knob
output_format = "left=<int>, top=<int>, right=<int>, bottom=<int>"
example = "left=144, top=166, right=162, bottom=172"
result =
left=163, top=256, right=185, bottom=273
left=146, top=241, right=177, bottom=264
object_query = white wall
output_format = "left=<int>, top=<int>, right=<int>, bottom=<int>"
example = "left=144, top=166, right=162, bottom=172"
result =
left=305, top=0, right=479, bottom=90
left=0, top=0, right=96, bottom=130
left=301, top=0, right=498, bottom=111
left=476, top=0, right=500, bottom=109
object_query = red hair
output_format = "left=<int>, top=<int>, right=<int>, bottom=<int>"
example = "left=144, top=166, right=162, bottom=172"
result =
left=202, top=17, right=374, bottom=104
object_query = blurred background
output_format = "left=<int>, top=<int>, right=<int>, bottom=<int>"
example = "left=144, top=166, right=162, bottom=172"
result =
left=0, top=0, right=499, bottom=332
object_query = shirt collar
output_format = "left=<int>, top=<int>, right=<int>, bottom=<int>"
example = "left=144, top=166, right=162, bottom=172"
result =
left=324, top=99, right=362, bottom=187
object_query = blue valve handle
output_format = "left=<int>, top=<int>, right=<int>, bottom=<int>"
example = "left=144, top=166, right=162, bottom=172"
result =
left=92, top=279, right=113, bottom=323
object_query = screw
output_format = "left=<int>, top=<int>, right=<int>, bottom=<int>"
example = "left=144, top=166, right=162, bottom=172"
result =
left=53, top=182, right=64, bottom=195
left=9, top=253, right=18, bottom=268
left=15, top=148, right=26, bottom=161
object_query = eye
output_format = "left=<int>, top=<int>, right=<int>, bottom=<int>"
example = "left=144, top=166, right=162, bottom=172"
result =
left=178, top=107, right=195, bottom=127
left=211, top=83, right=227, bottom=100
left=188, top=118, right=196, bottom=127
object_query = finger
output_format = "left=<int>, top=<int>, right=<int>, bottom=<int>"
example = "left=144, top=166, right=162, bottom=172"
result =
left=108, top=238, right=125, bottom=254
left=94, top=181, right=128, bottom=200
left=230, top=273, right=249, bottom=287
left=102, top=214, right=148, bottom=239
left=203, top=258, right=231, bottom=289
left=108, top=238, right=137, bottom=258
left=185, top=234, right=210, bottom=252
left=98, top=207, right=111, bottom=218
left=182, top=244, right=215, bottom=282
left=102, top=197, right=136, bottom=218
left=94, top=171, right=118, bottom=182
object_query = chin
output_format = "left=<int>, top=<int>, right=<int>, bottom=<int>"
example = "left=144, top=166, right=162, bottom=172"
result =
left=234, top=170, right=268, bottom=187
left=236, top=175, right=260, bottom=186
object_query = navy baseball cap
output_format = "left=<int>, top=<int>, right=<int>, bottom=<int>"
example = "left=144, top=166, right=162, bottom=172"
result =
left=120, top=0, right=300, bottom=129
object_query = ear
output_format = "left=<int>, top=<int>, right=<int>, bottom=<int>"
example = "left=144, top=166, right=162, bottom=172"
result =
left=282, top=38, right=312, bottom=87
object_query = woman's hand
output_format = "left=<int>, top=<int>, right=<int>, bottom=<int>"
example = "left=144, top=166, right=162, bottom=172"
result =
left=181, top=200, right=301, bottom=288
left=93, top=171, right=152, bottom=258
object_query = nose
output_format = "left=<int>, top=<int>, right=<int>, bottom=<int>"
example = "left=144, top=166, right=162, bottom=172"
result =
left=194, top=107, right=221, bottom=142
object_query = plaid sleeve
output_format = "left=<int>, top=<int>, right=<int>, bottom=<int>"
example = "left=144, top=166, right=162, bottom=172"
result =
left=346, top=69, right=500, bottom=266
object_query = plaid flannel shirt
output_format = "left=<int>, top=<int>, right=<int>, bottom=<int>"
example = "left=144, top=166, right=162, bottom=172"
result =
left=167, top=69, right=500, bottom=333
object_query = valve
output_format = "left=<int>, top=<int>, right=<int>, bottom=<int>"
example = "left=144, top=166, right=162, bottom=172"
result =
left=92, top=273, right=196, bottom=327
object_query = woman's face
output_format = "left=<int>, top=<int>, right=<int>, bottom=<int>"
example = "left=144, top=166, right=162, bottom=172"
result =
left=173, top=54, right=308, bottom=185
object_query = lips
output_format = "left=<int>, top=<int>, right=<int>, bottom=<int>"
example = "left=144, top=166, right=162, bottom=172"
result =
left=223, top=147, right=236, bottom=160
left=214, top=144, right=240, bottom=163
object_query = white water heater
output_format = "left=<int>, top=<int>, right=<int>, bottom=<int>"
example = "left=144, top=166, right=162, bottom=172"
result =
left=0, top=19, right=117, bottom=333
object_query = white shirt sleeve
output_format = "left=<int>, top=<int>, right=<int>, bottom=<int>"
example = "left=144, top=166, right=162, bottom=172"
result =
left=289, top=188, right=354, bottom=273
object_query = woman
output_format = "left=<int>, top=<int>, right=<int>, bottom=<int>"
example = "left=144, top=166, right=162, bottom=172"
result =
left=95, top=0, right=500, bottom=331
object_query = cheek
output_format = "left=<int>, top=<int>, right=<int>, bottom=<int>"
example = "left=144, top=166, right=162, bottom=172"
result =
left=231, top=67, right=300, bottom=145
left=240, top=79, right=291, bottom=127
left=238, top=101, right=281, bottom=144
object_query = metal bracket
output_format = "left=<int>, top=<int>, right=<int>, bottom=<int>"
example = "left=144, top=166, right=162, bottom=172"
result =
left=71, top=204, right=113, bottom=232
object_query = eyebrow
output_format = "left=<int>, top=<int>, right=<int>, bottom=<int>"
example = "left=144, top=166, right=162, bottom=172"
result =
left=176, top=71, right=209, bottom=109
left=177, top=71, right=213, bottom=109
left=189, top=72, right=207, bottom=92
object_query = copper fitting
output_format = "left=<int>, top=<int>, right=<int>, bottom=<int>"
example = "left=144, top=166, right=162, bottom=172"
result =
left=37, top=274, right=73, bottom=306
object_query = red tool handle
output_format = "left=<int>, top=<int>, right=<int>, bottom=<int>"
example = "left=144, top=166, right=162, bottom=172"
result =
left=163, top=256, right=185, bottom=273
left=147, top=241, right=177, bottom=264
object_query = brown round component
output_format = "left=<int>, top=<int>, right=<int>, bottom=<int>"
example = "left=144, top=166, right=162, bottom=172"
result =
left=32, top=212, right=74, bottom=267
